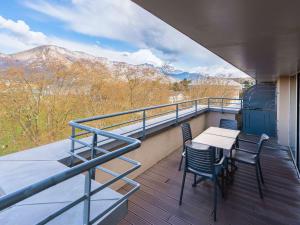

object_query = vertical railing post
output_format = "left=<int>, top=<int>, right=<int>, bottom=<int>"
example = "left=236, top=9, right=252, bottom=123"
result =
left=208, top=98, right=210, bottom=109
left=69, top=126, right=76, bottom=167
left=83, top=169, right=92, bottom=225
left=142, top=110, right=146, bottom=139
left=91, top=134, right=97, bottom=179
left=176, top=104, right=179, bottom=124
left=194, top=100, right=198, bottom=115
left=221, top=98, right=224, bottom=113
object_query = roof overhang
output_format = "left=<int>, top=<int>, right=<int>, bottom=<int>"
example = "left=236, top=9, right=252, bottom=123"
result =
left=132, top=0, right=300, bottom=82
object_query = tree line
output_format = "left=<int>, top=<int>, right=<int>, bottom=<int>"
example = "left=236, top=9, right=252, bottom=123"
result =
left=0, top=62, right=240, bottom=155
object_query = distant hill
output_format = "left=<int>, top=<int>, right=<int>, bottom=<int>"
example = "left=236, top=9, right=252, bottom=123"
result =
left=0, top=45, right=250, bottom=83
left=0, top=45, right=175, bottom=83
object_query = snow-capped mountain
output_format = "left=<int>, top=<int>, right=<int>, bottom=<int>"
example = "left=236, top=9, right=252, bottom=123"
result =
left=0, top=45, right=247, bottom=82
left=0, top=45, right=109, bottom=68
left=0, top=45, right=174, bottom=82
left=160, top=64, right=205, bottom=80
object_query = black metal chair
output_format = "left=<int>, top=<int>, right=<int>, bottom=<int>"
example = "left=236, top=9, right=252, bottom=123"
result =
left=179, top=142, right=226, bottom=221
left=178, top=123, right=193, bottom=171
left=231, top=133, right=269, bottom=198
left=219, top=118, right=238, bottom=130
left=218, top=118, right=238, bottom=161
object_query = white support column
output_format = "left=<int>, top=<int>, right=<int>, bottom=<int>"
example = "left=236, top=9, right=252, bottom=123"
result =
left=277, top=76, right=290, bottom=146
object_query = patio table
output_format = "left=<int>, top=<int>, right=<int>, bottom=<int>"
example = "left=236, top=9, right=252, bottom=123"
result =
left=192, top=127, right=240, bottom=183
left=193, top=126, right=240, bottom=151
left=203, top=127, right=240, bottom=140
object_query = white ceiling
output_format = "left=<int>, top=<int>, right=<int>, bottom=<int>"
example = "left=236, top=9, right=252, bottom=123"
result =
left=133, top=0, right=300, bottom=81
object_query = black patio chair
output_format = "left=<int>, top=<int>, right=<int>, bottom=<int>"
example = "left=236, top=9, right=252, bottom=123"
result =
left=179, top=142, right=226, bottom=221
left=218, top=118, right=238, bottom=161
left=219, top=118, right=238, bottom=130
left=178, top=123, right=192, bottom=171
left=231, top=133, right=269, bottom=198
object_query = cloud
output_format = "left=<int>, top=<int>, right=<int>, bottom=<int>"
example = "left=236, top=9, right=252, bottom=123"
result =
left=24, top=0, right=222, bottom=66
left=50, top=37, right=163, bottom=66
left=190, top=65, right=249, bottom=78
left=0, top=15, right=163, bottom=66
left=0, top=15, right=47, bottom=45
left=0, top=6, right=250, bottom=77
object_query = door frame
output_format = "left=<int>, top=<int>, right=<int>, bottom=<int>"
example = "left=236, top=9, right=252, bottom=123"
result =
left=297, top=73, right=300, bottom=171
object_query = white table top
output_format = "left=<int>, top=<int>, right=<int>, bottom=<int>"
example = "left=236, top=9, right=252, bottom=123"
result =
left=193, top=127, right=240, bottom=150
left=204, top=127, right=240, bottom=139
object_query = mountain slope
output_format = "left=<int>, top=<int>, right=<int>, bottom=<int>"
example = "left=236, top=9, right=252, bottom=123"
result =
left=0, top=45, right=174, bottom=82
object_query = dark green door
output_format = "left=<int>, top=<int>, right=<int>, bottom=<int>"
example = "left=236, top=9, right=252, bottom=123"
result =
left=242, top=83, right=277, bottom=137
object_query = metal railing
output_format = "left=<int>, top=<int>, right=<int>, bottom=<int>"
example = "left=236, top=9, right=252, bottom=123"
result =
left=0, top=97, right=242, bottom=225
left=0, top=122, right=141, bottom=225
left=69, top=97, right=242, bottom=141
left=208, top=97, right=243, bottom=112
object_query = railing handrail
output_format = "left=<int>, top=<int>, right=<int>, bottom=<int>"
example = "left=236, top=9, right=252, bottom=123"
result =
left=208, top=97, right=242, bottom=100
left=0, top=131, right=140, bottom=211
left=73, top=97, right=242, bottom=124
left=73, top=98, right=209, bottom=123
left=0, top=120, right=141, bottom=225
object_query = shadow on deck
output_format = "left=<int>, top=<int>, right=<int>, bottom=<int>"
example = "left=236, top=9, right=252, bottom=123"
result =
left=119, top=139, right=300, bottom=225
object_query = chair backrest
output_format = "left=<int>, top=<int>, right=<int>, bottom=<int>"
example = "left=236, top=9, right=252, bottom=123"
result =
left=185, top=144, right=216, bottom=175
left=219, top=119, right=238, bottom=130
left=257, top=133, right=269, bottom=156
left=181, top=123, right=192, bottom=145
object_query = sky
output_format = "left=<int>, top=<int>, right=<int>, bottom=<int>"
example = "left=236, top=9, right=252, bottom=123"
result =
left=0, top=0, right=249, bottom=77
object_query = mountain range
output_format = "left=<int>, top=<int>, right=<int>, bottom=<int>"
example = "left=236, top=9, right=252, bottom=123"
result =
left=0, top=45, right=246, bottom=82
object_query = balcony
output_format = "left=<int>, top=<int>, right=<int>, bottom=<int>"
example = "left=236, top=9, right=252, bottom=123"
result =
left=119, top=139, right=300, bottom=225
left=1, top=0, right=300, bottom=224
left=0, top=96, right=299, bottom=225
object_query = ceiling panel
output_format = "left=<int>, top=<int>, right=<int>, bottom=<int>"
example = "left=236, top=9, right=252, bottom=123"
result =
left=133, top=0, right=300, bottom=81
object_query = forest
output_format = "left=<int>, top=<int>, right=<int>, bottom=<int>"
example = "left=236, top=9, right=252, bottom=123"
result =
left=0, top=62, right=239, bottom=155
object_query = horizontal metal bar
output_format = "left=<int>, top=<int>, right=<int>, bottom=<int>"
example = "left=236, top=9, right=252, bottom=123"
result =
left=69, top=122, right=139, bottom=144
left=93, top=146, right=140, bottom=165
left=178, top=105, right=195, bottom=111
left=68, top=138, right=142, bottom=167
left=0, top=139, right=140, bottom=211
left=74, top=131, right=92, bottom=137
left=89, top=183, right=139, bottom=224
left=72, top=98, right=208, bottom=124
left=37, top=195, right=87, bottom=225
left=69, top=138, right=141, bottom=168
left=70, top=153, right=140, bottom=193
left=145, top=117, right=176, bottom=128
left=101, top=117, right=143, bottom=130
left=146, top=109, right=176, bottom=119
left=207, top=97, right=242, bottom=100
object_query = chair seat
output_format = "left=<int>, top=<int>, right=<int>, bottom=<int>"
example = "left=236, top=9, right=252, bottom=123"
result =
left=182, top=141, right=210, bottom=157
left=231, top=149, right=257, bottom=164
left=183, top=143, right=222, bottom=163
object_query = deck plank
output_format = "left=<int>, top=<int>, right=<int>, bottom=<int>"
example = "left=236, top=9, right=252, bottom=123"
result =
left=119, top=142, right=300, bottom=225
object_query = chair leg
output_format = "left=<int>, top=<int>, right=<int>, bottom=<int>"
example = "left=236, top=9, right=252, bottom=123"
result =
left=255, top=164, right=263, bottom=199
left=192, top=174, right=197, bottom=187
left=258, top=160, right=264, bottom=184
left=219, top=149, right=223, bottom=160
left=221, top=169, right=225, bottom=198
left=213, top=179, right=217, bottom=221
left=178, top=155, right=183, bottom=171
left=225, top=159, right=230, bottom=180
left=235, top=138, right=239, bottom=148
left=179, top=171, right=187, bottom=205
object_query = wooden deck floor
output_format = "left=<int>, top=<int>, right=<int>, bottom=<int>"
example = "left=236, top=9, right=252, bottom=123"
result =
left=118, top=140, right=300, bottom=225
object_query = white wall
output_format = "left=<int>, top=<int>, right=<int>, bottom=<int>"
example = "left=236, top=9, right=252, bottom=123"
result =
left=277, top=76, right=297, bottom=147
left=289, top=75, right=297, bottom=153
left=277, top=76, right=290, bottom=145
